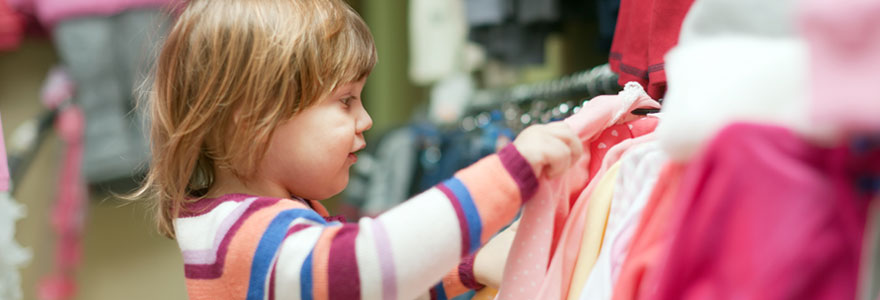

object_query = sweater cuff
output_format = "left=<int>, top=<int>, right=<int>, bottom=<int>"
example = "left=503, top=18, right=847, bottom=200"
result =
left=459, top=253, right=485, bottom=290
left=498, top=144, right=539, bottom=201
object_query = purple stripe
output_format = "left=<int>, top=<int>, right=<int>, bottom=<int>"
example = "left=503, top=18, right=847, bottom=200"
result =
left=324, top=215, right=347, bottom=223
left=458, top=253, right=483, bottom=290
left=181, top=197, right=258, bottom=264
left=286, top=223, right=316, bottom=237
left=498, top=144, right=539, bottom=201
left=328, top=224, right=361, bottom=300
left=180, top=193, right=260, bottom=217
left=184, top=199, right=281, bottom=279
left=609, top=52, right=623, bottom=60
left=372, top=220, right=397, bottom=300
left=617, top=62, right=649, bottom=80
left=646, top=63, right=665, bottom=73
left=437, top=185, right=471, bottom=257
left=608, top=53, right=665, bottom=76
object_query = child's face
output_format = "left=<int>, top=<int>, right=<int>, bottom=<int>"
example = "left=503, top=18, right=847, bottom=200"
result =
left=258, top=78, right=371, bottom=200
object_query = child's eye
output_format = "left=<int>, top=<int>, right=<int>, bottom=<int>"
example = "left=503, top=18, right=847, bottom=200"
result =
left=340, top=96, right=353, bottom=106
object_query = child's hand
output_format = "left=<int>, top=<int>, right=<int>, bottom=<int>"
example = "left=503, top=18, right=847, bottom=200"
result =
left=474, top=220, right=519, bottom=289
left=512, top=122, right=583, bottom=179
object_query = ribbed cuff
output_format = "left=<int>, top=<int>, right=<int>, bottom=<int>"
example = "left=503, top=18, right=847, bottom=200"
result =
left=459, top=253, right=484, bottom=290
left=498, top=144, right=539, bottom=202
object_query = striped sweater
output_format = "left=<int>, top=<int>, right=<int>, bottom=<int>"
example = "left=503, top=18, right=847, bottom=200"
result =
left=174, top=144, right=538, bottom=300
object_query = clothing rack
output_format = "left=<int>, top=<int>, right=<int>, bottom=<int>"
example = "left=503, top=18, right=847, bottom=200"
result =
left=461, top=64, right=624, bottom=131
left=467, top=63, right=621, bottom=113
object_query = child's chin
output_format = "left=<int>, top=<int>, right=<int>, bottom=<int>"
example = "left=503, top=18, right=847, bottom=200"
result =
left=318, top=180, right=348, bottom=200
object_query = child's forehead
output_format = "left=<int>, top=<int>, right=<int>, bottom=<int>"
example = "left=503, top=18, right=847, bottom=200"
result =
left=332, top=78, right=368, bottom=93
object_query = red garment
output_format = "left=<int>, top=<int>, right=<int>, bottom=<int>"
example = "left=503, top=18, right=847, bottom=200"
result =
left=651, top=123, right=880, bottom=300
left=0, top=0, right=24, bottom=51
left=609, top=0, right=695, bottom=99
left=611, top=162, right=685, bottom=300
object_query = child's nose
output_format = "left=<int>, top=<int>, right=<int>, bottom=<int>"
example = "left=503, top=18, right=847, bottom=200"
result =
left=356, top=108, right=372, bottom=133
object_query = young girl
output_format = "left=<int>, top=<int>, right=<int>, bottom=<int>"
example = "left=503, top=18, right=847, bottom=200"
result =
left=134, top=0, right=583, bottom=299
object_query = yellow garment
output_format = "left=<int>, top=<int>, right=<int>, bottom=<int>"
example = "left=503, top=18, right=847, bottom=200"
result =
left=566, top=162, right=622, bottom=300
left=472, top=287, right=498, bottom=300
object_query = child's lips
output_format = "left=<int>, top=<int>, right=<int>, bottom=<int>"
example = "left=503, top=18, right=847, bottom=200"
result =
left=348, top=153, right=358, bottom=163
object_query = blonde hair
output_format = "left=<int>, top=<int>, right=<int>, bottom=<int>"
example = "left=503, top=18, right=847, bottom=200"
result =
left=134, top=0, right=377, bottom=238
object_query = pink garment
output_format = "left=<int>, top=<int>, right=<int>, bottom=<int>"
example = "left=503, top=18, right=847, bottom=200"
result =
left=39, top=105, right=87, bottom=300
left=0, top=114, right=8, bottom=192
left=800, top=0, right=880, bottom=132
left=651, top=123, right=880, bottom=300
left=537, top=119, right=657, bottom=300
left=0, top=0, right=24, bottom=51
left=575, top=141, right=668, bottom=300
left=611, top=162, right=685, bottom=300
left=497, top=82, right=661, bottom=300
left=7, top=0, right=179, bottom=27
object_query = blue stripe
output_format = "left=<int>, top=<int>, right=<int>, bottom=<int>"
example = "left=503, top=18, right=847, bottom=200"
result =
left=301, top=252, right=314, bottom=300
left=246, top=209, right=326, bottom=300
left=433, top=282, right=448, bottom=300
left=443, top=178, right=482, bottom=254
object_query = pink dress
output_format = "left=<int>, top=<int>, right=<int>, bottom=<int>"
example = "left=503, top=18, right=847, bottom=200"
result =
left=497, top=82, right=661, bottom=300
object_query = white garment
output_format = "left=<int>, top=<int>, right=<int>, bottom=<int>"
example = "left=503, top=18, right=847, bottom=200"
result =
left=577, top=141, right=667, bottom=300
left=655, top=37, right=813, bottom=161
left=0, top=192, right=30, bottom=300
left=656, top=0, right=824, bottom=162
left=408, top=0, right=469, bottom=84
left=678, top=0, right=800, bottom=44
left=428, top=74, right=474, bottom=124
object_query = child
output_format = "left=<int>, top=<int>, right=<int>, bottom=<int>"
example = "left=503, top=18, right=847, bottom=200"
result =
left=133, top=0, right=583, bottom=299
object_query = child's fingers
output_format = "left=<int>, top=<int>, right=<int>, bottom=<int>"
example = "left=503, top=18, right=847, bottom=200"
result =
left=542, top=137, right=573, bottom=179
left=544, top=122, right=583, bottom=176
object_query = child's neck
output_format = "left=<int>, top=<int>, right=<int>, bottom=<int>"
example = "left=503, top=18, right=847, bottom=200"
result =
left=205, top=168, right=291, bottom=200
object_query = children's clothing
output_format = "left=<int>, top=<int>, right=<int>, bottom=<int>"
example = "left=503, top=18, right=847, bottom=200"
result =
left=800, top=0, right=880, bottom=133
left=651, top=123, right=879, bottom=300
left=610, top=163, right=685, bottom=300
left=498, top=82, right=660, bottom=300
left=174, top=144, right=537, bottom=300
left=574, top=141, right=668, bottom=300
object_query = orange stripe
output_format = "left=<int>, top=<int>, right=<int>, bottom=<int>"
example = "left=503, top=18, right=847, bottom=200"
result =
left=311, top=226, right=342, bottom=300
left=308, top=199, right=331, bottom=217
left=184, top=278, right=229, bottom=300
left=184, top=200, right=307, bottom=299
left=456, top=155, right=521, bottom=243
left=441, top=267, right=470, bottom=298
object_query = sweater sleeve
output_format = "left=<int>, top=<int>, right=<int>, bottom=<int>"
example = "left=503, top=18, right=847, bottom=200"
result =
left=267, top=144, right=538, bottom=300
left=427, top=252, right=482, bottom=300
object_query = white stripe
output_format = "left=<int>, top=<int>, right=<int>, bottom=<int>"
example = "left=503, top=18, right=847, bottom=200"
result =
left=175, top=199, right=256, bottom=251
left=274, top=225, right=323, bottom=300
left=353, top=218, right=384, bottom=300
left=378, top=188, right=463, bottom=300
